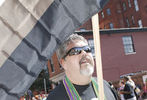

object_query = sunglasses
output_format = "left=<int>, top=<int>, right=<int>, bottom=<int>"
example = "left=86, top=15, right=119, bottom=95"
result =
left=63, top=45, right=91, bottom=59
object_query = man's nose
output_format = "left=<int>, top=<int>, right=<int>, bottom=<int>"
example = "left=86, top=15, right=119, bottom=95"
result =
left=79, top=50, right=88, bottom=59
left=80, top=50, right=87, bottom=55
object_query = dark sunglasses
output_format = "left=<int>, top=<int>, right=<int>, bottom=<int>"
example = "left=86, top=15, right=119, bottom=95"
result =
left=63, top=45, right=91, bottom=59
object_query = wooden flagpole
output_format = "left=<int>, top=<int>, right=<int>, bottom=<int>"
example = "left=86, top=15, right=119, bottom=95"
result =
left=92, top=13, right=104, bottom=100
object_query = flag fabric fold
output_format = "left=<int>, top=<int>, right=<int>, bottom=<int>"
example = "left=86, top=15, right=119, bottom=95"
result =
left=0, top=0, right=109, bottom=99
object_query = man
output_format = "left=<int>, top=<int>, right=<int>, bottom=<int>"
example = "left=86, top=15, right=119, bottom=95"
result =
left=47, top=34, right=118, bottom=100
left=120, top=76, right=137, bottom=100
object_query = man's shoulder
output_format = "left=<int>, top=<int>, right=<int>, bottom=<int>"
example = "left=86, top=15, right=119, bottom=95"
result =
left=47, top=82, right=69, bottom=100
left=125, top=83, right=133, bottom=88
left=91, top=77, right=111, bottom=86
left=92, top=77, right=118, bottom=100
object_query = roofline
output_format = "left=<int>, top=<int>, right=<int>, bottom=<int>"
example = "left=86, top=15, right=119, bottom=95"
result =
left=75, top=27, right=147, bottom=35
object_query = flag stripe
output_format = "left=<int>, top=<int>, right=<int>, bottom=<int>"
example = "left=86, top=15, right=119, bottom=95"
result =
left=0, top=0, right=54, bottom=67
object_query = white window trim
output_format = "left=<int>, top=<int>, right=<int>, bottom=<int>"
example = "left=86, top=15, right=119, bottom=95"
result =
left=122, top=36, right=135, bottom=55
left=88, top=39, right=95, bottom=57
left=109, top=23, right=114, bottom=29
left=134, top=0, right=139, bottom=11
left=106, top=8, right=111, bottom=15
left=138, top=19, right=143, bottom=28
left=101, top=12, right=104, bottom=18
left=128, top=0, right=131, bottom=8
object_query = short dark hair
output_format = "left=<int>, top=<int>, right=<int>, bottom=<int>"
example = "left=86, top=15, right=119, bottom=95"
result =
left=123, top=76, right=129, bottom=81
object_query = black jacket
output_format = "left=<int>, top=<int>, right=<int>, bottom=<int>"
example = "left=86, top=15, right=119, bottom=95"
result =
left=47, top=80, right=119, bottom=100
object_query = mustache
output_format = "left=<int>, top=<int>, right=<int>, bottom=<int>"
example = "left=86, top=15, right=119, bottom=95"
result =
left=79, top=55, right=92, bottom=65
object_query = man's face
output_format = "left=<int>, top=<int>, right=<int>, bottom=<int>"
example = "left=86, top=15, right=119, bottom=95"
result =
left=62, top=40, right=94, bottom=77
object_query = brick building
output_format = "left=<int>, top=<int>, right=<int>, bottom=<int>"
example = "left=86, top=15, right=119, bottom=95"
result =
left=77, top=28, right=147, bottom=81
left=79, top=0, right=147, bottom=30
left=47, top=0, right=147, bottom=85
left=48, top=28, right=147, bottom=83
left=100, top=0, right=147, bottom=29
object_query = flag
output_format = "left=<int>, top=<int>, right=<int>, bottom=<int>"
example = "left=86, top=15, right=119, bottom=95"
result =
left=0, top=0, right=109, bottom=99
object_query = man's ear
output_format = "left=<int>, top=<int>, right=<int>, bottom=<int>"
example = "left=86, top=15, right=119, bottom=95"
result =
left=59, top=58, right=67, bottom=70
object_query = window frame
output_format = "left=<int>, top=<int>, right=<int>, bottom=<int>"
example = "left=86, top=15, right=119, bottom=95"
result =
left=138, top=19, right=143, bottom=28
left=88, top=39, right=95, bottom=57
left=123, top=2, right=127, bottom=11
left=131, top=15, right=135, bottom=25
left=122, top=35, right=136, bottom=55
left=101, top=11, right=104, bottom=18
left=134, top=0, right=139, bottom=11
left=106, top=8, right=111, bottom=16
left=128, top=0, right=132, bottom=8
left=49, top=58, right=55, bottom=73
left=126, top=18, right=130, bottom=27
left=109, top=22, right=114, bottom=29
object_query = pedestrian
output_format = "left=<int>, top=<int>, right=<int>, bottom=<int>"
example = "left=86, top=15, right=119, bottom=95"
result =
left=120, top=76, right=137, bottom=100
left=47, top=34, right=119, bottom=100
left=27, top=89, right=33, bottom=100
left=126, top=76, right=141, bottom=100
left=118, top=80, right=125, bottom=100
left=141, top=79, right=147, bottom=100
left=127, top=76, right=136, bottom=89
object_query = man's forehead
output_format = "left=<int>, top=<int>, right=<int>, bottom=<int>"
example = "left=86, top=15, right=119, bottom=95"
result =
left=67, top=40, right=88, bottom=50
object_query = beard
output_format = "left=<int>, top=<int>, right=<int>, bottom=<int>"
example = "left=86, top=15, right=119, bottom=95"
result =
left=80, top=63, right=94, bottom=76
left=79, top=55, right=94, bottom=76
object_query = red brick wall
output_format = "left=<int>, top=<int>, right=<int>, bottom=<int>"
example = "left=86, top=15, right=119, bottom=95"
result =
left=76, top=0, right=147, bottom=30
left=100, top=31, right=147, bottom=81
left=79, top=30, right=147, bottom=81
left=77, top=19, right=92, bottom=30
left=48, top=30, right=147, bottom=81
left=98, top=0, right=147, bottom=29
left=139, top=0, right=147, bottom=27
left=48, top=53, right=64, bottom=78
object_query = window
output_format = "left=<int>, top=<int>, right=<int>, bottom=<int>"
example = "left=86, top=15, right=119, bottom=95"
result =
left=116, top=4, right=121, bottom=13
left=109, top=23, right=114, bottom=29
left=80, top=28, right=86, bottom=31
left=122, top=36, right=135, bottom=54
left=106, top=8, right=111, bottom=15
left=126, top=18, right=130, bottom=27
left=58, top=62, right=62, bottom=69
left=104, top=25, right=106, bottom=29
left=131, top=15, right=135, bottom=25
left=145, top=5, right=147, bottom=13
left=138, top=19, right=143, bottom=28
left=44, top=65, right=49, bottom=74
left=123, top=2, right=127, bottom=11
left=128, top=0, right=131, bottom=7
left=101, top=12, right=104, bottom=18
left=134, top=0, right=139, bottom=11
left=49, top=58, right=55, bottom=72
left=88, top=39, right=95, bottom=57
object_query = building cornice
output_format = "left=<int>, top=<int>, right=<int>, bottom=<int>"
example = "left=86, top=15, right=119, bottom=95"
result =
left=75, top=27, right=147, bottom=35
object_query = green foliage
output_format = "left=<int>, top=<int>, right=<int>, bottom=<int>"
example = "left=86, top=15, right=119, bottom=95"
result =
left=29, top=69, right=51, bottom=91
